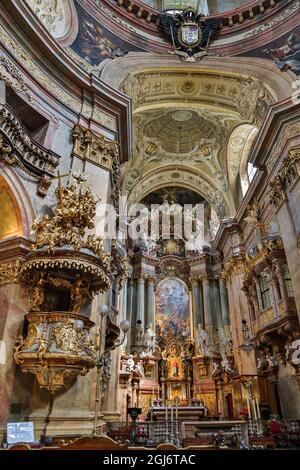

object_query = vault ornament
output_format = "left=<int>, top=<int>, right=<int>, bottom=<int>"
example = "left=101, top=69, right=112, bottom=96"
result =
left=159, top=7, right=222, bottom=62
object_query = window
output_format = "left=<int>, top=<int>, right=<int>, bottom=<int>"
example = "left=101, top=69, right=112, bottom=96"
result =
left=259, top=276, right=271, bottom=309
left=284, top=265, right=294, bottom=297
left=247, top=162, right=257, bottom=183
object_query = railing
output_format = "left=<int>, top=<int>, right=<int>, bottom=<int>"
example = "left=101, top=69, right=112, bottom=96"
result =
left=107, top=421, right=181, bottom=447
left=107, top=419, right=300, bottom=448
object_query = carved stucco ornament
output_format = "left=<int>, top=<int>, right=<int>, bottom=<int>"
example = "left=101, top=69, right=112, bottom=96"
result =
left=25, top=0, right=78, bottom=44
left=0, top=56, right=32, bottom=101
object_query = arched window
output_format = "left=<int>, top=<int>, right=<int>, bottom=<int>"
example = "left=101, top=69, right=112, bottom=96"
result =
left=247, top=162, right=257, bottom=184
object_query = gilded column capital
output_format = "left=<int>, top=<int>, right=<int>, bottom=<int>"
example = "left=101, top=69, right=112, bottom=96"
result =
left=72, top=124, right=119, bottom=171
left=0, top=260, right=22, bottom=283
left=219, top=271, right=228, bottom=284
left=199, top=273, right=210, bottom=284
left=134, top=274, right=146, bottom=284
left=146, top=276, right=156, bottom=286
left=189, top=275, right=200, bottom=287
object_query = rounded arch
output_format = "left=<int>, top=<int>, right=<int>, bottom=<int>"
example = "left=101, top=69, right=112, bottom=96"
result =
left=126, top=166, right=231, bottom=219
left=0, top=163, right=35, bottom=240
left=99, top=53, right=294, bottom=102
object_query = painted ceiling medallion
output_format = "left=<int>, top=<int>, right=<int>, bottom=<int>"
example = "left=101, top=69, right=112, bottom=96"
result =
left=172, top=110, right=193, bottom=122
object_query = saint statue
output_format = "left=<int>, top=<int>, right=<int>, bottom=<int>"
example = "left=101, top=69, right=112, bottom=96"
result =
left=143, top=323, right=156, bottom=356
left=195, top=324, right=211, bottom=356
left=71, top=279, right=92, bottom=313
left=125, top=355, right=135, bottom=373
left=161, top=349, right=169, bottom=377
left=221, top=353, right=234, bottom=375
left=134, top=320, right=144, bottom=345
left=32, top=271, right=47, bottom=311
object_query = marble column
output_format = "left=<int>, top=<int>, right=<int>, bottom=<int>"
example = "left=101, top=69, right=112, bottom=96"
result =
left=129, top=278, right=137, bottom=348
left=212, top=278, right=224, bottom=333
left=219, top=277, right=231, bottom=335
left=146, top=277, right=155, bottom=327
left=137, top=276, right=145, bottom=325
left=201, top=274, right=213, bottom=338
left=191, top=277, right=204, bottom=333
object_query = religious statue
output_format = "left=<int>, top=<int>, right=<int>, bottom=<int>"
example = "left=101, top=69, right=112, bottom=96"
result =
left=161, top=350, right=169, bottom=377
left=181, top=349, right=193, bottom=379
left=266, top=352, right=278, bottom=370
left=195, top=324, right=212, bottom=356
left=257, top=352, right=268, bottom=373
left=221, top=353, right=234, bottom=375
left=125, top=355, right=135, bottom=373
left=134, top=320, right=144, bottom=345
left=143, top=323, right=156, bottom=356
left=134, top=360, right=145, bottom=378
left=212, top=361, right=222, bottom=377
left=71, top=279, right=92, bottom=313
left=31, top=271, right=47, bottom=311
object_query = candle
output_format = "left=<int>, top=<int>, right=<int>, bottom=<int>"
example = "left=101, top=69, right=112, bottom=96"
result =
left=246, top=397, right=251, bottom=418
left=165, top=406, right=168, bottom=422
left=171, top=406, right=173, bottom=422
left=252, top=398, right=257, bottom=420
left=218, top=399, right=221, bottom=414
left=176, top=402, right=178, bottom=421
left=256, top=399, right=261, bottom=419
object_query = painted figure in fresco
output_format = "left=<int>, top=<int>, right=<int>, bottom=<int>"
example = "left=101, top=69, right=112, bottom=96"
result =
left=156, top=278, right=190, bottom=339
left=264, top=33, right=300, bottom=74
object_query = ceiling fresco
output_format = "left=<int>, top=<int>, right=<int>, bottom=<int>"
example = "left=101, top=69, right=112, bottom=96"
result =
left=67, top=0, right=300, bottom=75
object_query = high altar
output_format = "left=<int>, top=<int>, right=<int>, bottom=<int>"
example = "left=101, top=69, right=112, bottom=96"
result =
left=118, top=233, right=235, bottom=422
